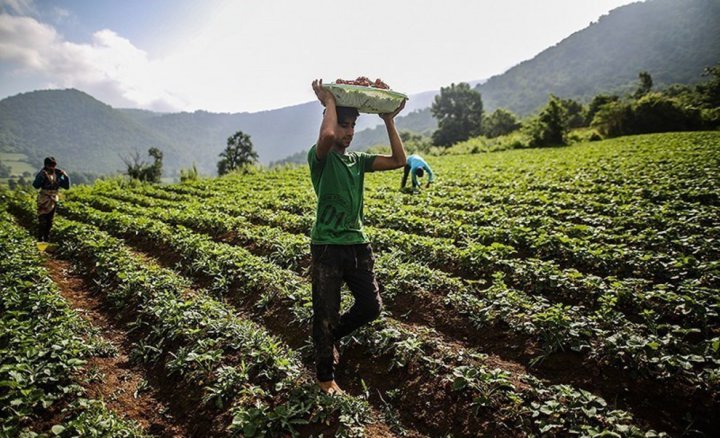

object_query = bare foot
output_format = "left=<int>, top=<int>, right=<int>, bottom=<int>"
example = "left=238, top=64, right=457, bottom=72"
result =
left=318, top=380, right=344, bottom=395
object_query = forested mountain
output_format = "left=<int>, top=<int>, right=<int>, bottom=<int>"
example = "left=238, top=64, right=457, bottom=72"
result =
left=0, top=88, right=443, bottom=175
left=352, top=0, right=719, bottom=147
left=476, top=0, right=720, bottom=115
left=117, top=87, right=443, bottom=172
left=0, top=89, right=192, bottom=174
left=1, top=0, right=716, bottom=175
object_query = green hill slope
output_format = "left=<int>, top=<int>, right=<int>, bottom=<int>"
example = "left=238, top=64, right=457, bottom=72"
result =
left=0, top=89, right=192, bottom=174
left=476, top=0, right=720, bottom=115
left=138, top=104, right=323, bottom=173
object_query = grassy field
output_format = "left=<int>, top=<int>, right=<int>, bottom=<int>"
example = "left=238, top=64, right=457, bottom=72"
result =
left=2, top=131, right=718, bottom=436
left=0, top=152, right=34, bottom=176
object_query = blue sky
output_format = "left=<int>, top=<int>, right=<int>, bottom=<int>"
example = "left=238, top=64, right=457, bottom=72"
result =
left=26, top=0, right=209, bottom=52
left=0, top=0, right=639, bottom=113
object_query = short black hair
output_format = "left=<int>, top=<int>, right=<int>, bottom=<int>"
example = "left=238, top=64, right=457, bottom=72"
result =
left=44, top=156, right=57, bottom=167
left=336, top=106, right=359, bottom=123
left=415, top=168, right=425, bottom=178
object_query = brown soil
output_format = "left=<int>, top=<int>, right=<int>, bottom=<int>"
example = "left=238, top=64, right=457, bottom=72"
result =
left=390, top=287, right=540, bottom=359
left=335, top=341, right=524, bottom=438
left=387, top=281, right=720, bottom=435
left=110, top=240, right=431, bottom=437
left=44, top=257, right=188, bottom=437
left=362, top=422, right=400, bottom=438
left=252, top=288, right=524, bottom=436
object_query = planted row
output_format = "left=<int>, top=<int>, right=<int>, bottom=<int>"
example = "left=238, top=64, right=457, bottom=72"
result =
left=0, top=208, right=146, bottom=437
left=88, top=186, right=719, bottom=339
left=7, top=195, right=373, bottom=437
left=54, top=195, right=671, bottom=436
left=66, top=190, right=720, bottom=390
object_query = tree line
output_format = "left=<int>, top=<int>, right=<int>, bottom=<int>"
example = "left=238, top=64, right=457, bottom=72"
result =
left=123, top=131, right=259, bottom=183
left=122, top=63, right=719, bottom=182
left=428, top=64, right=720, bottom=150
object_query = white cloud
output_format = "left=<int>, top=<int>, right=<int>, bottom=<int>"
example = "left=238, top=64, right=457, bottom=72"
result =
left=147, top=0, right=642, bottom=113
left=0, top=13, right=187, bottom=111
left=0, top=14, right=55, bottom=68
left=0, top=0, right=641, bottom=113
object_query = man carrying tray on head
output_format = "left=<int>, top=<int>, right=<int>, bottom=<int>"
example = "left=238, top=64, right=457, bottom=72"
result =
left=308, top=79, right=407, bottom=395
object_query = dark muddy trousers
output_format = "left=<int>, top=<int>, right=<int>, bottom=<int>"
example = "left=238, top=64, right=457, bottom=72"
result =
left=37, top=207, right=56, bottom=242
left=311, top=243, right=382, bottom=382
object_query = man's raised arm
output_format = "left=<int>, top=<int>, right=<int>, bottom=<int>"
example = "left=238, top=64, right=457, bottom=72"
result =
left=372, top=99, right=407, bottom=171
left=312, top=79, right=337, bottom=161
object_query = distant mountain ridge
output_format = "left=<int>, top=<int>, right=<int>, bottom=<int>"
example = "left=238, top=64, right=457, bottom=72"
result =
left=0, top=0, right=717, bottom=176
left=0, top=89, right=193, bottom=175
left=0, top=88, right=448, bottom=175
left=475, top=0, right=720, bottom=116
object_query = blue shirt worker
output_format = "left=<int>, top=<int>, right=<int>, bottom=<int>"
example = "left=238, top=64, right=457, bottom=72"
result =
left=401, top=154, right=435, bottom=190
left=32, top=156, right=70, bottom=242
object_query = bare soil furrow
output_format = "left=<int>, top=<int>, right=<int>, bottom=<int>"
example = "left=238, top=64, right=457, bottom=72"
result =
left=44, top=256, right=189, bottom=437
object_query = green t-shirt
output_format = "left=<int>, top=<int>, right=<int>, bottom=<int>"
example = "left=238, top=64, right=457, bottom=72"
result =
left=308, top=144, right=377, bottom=245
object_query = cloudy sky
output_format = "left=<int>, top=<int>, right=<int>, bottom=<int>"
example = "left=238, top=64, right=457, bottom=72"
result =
left=0, top=0, right=639, bottom=113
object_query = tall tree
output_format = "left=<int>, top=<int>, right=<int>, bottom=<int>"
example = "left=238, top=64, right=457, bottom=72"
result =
left=559, top=98, right=587, bottom=128
left=591, top=101, right=632, bottom=138
left=123, top=147, right=163, bottom=183
left=586, top=94, right=620, bottom=125
left=431, top=82, right=484, bottom=146
left=697, top=63, right=720, bottom=108
left=146, top=147, right=163, bottom=183
left=634, top=71, right=653, bottom=99
left=0, top=160, right=11, bottom=178
left=483, top=108, right=520, bottom=138
left=527, top=95, right=569, bottom=147
left=218, top=131, right=258, bottom=176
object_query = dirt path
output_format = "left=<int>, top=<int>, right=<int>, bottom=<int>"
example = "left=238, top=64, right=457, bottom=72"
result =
left=44, top=257, right=187, bottom=437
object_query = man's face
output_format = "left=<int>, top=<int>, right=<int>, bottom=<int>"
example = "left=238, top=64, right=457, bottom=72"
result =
left=335, top=116, right=357, bottom=149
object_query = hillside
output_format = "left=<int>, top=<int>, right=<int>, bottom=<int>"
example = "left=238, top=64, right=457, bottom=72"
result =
left=357, top=0, right=720, bottom=145
left=476, top=0, right=720, bottom=115
left=0, top=90, right=192, bottom=175
left=0, top=89, right=441, bottom=176
left=118, top=87, right=445, bottom=171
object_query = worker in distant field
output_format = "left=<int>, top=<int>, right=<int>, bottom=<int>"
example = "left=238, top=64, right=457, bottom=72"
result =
left=401, top=154, right=435, bottom=191
left=32, top=156, right=70, bottom=242
left=308, top=79, right=407, bottom=395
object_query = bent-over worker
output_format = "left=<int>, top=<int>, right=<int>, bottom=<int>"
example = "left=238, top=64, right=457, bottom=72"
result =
left=401, top=154, right=435, bottom=190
